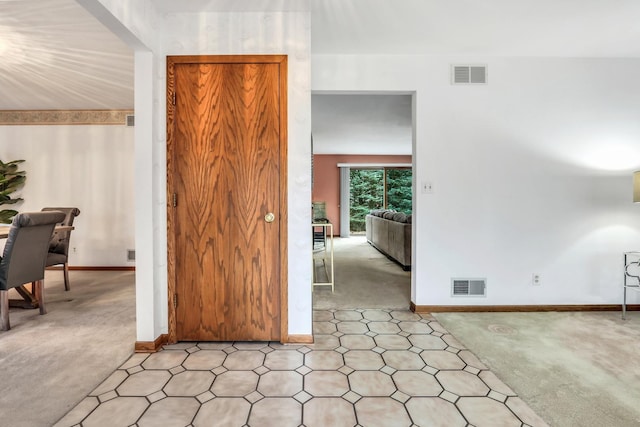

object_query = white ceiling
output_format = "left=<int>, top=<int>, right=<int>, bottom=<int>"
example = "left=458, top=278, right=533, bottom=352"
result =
left=2, top=0, right=640, bottom=154
left=311, top=0, right=640, bottom=57
left=0, top=0, right=133, bottom=110
left=312, top=94, right=412, bottom=155
left=153, top=0, right=310, bottom=13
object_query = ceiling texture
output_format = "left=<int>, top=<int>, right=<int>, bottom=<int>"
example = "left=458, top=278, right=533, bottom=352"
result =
left=2, top=0, right=640, bottom=154
left=0, top=0, right=133, bottom=110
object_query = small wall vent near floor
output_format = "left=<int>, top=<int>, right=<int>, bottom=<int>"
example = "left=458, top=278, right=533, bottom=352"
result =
left=451, top=65, right=487, bottom=84
left=127, top=249, right=135, bottom=262
left=452, top=278, right=486, bottom=296
left=126, top=115, right=135, bottom=126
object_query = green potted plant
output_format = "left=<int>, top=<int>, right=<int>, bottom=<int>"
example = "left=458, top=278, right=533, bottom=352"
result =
left=0, top=159, right=26, bottom=223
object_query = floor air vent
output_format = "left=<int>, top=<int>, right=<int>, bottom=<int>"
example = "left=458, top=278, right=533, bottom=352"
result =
left=451, top=65, right=487, bottom=84
left=452, top=278, right=486, bottom=297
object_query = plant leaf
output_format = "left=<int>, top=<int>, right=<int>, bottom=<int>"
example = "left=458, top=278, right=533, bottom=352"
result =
left=0, top=209, right=18, bottom=224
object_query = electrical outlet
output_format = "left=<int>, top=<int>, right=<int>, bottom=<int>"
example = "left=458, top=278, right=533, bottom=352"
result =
left=73, top=247, right=77, bottom=253
left=532, top=273, right=541, bottom=286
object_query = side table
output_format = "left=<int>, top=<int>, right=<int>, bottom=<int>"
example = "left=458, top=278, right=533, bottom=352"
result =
left=312, top=223, right=334, bottom=292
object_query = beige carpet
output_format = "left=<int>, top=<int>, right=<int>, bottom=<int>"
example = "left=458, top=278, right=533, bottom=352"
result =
left=0, top=270, right=136, bottom=427
left=312, top=236, right=411, bottom=310
left=435, top=310, right=640, bottom=427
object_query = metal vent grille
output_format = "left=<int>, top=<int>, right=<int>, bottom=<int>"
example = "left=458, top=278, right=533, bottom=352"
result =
left=127, top=249, right=135, bottom=262
left=452, top=278, right=486, bottom=296
left=452, top=65, right=487, bottom=84
left=126, top=115, right=135, bottom=126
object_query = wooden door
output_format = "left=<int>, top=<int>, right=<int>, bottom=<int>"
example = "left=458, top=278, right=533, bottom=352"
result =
left=167, top=55, right=287, bottom=342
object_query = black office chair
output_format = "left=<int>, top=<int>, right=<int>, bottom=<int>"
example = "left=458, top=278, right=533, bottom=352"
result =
left=41, top=207, right=80, bottom=291
left=0, top=211, right=65, bottom=330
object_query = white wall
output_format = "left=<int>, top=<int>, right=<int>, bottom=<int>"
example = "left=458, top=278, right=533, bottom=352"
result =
left=159, top=11, right=313, bottom=336
left=80, top=0, right=640, bottom=343
left=313, top=55, right=640, bottom=306
left=0, top=125, right=135, bottom=266
left=86, top=1, right=314, bottom=341
left=67, top=0, right=161, bottom=341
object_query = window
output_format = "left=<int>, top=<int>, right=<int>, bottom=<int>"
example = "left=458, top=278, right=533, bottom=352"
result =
left=349, top=168, right=412, bottom=233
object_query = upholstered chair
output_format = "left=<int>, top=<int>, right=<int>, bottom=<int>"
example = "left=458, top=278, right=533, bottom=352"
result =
left=0, top=211, right=66, bottom=330
left=41, top=207, right=80, bottom=291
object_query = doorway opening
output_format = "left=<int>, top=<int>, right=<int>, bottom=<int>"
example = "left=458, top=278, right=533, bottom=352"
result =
left=311, top=93, right=415, bottom=310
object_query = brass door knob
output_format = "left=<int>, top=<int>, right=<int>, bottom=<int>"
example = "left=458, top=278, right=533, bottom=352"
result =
left=264, top=212, right=275, bottom=223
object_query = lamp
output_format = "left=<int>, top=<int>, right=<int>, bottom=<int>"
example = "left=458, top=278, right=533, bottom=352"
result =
left=634, top=171, right=640, bottom=203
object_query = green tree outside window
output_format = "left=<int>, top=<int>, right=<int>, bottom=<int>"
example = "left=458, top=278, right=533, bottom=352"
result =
left=349, top=168, right=412, bottom=233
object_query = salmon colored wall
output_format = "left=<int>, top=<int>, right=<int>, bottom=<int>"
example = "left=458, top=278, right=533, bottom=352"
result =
left=312, top=154, right=412, bottom=235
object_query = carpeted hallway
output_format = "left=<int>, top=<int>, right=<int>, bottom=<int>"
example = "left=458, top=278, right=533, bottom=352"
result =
left=313, top=236, right=411, bottom=310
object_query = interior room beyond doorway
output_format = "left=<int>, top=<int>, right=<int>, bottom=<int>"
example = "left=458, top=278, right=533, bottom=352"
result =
left=311, top=93, right=413, bottom=309
left=312, top=235, right=411, bottom=310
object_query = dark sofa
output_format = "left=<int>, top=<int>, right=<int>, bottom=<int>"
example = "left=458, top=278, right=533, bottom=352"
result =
left=365, top=210, right=411, bottom=270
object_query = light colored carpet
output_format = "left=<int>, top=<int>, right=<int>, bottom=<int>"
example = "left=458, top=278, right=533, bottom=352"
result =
left=0, top=270, right=135, bottom=427
left=312, top=236, right=411, bottom=310
left=435, top=310, right=640, bottom=427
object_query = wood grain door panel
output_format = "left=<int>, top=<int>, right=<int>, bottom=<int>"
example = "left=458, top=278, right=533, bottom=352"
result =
left=167, top=56, right=287, bottom=342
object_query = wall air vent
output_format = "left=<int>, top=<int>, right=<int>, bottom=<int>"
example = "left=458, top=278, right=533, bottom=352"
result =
left=127, top=249, right=135, bottom=262
left=126, top=115, right=135, bottom=126
left=452, top=65, right=487, bottom=84
left=452, top=278, right=486, bottom=297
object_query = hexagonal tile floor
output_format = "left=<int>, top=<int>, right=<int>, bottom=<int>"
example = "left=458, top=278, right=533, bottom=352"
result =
left=55, top=309, right=549, bottom=427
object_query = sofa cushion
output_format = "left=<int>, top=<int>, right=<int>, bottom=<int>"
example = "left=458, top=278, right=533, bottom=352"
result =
left=382, top=211, right=396, bottom=219
left=391, top=212, right=407, bottom=223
